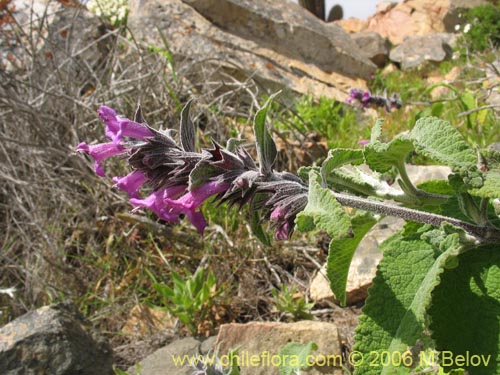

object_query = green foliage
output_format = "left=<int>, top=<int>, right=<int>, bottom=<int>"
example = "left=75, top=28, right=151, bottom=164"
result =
left=276, top=95, right=362, bottom=149
left=326, top=214, right=377, bottom=306
left=254, top=93, right=279, bottom=175
left=464, top=4, right=500, bottom=51
left=272, top=285, right=314, bottom=320
left=407, top=117, right=477, bottom=171
left=152, top=268, right=219, bottom=335
left=295, top=170, right=351, bottom=238
left=353, top=225, right=475, bottom=375
left=295, top=115, right=500, bottom=373
left=278, top=341, right=318, bottom=375
left=429, top=245, right=500, bottom=375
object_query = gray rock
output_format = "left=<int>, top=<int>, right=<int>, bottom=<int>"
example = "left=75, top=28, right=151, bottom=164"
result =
left=128, top=0, right=373, bottom=102
left=0, top=303, right=113, bottom=375
left=127, top=337, right=201, bottom=375
left=182, top=0, right=375, bottom=79
left=215, top=321, right=343, bottom=375
left=389, top=33, right=455, bottom=70
left=352, top=30, right=391, bottom=68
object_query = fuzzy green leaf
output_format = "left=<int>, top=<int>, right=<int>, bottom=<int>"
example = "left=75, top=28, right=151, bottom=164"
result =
left=354, top=226, right=474, bottom=375
left=429, top=244, right=500, bottom=375
left=322, top=148, right=364, bottom=180
left=295, top=171, right=351, bottom=239
left=469, top=170, right=500, bottom=199
left=364, top=137, right=414, bottom=173
left=408, top=117, right=477, bottom=171
left=254, top=93, right=279, bottom=176
left=370, top=118, right=384, bottom=143
left=327, top=214, right=377, bottom=306
left=278, top=341, right=318, bottom=375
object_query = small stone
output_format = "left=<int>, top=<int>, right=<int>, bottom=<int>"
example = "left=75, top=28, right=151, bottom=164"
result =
left=0, top=303, right=113, bottom=375
left=216, top=321, right=343, bottom=374
left=127, top=337, right=201, bottom=375
left=389, top=33, right=454, bottom=70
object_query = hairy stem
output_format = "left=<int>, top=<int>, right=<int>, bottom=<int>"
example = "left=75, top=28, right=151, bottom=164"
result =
left=333, top=191, right=500, bottom=243
left=396, top=161, right=449, bottom=205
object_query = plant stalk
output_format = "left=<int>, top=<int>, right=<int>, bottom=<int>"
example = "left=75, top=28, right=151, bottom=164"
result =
left=333, top=191, right=500, bottom=243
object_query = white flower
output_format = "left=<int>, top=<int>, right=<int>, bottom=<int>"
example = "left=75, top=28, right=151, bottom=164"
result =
left=87, top=0, right=129, bottom=25
left=463, top=24, right=471, bottom=33
left=455, top=24, right=461, bottom=31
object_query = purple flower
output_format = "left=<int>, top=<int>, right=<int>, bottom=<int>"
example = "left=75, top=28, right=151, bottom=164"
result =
left=274, top=221, right=291, bottom=241
left=164, top=181, right=231, bottom=234
left=358, top=139, right=370, bottom=146
left=270, top=206, right=292, bottom=240
left=98, top=106, right=153, bottom=143
left=130, top=185, right=187, bottom=222
left=76, top=141, right=125, bottom=177
left=112, top=171, right=146, bottom=198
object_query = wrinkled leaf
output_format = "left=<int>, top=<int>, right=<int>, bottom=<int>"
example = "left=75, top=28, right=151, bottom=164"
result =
left=469, top=170, right=500, bottom=199
left=295, top=171, right=351, bottom=240
left=354, top=225, right=475, bottom=375
left=429, top=244, right=500, bottom=374
left=327, top=213, right=377, bottom=306
left=407, top=117, right=477, bottom=171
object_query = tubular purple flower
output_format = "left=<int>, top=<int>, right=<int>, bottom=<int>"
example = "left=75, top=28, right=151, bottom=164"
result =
left=130, top=185, right=187, bottom=222
left=98, top=106, right=153, bottom=143
left=76, top=141, right=125, bottom=177
left=112, top=171, right=146, bottom=198
left=164, top=181, right=231, bottom=234
left=270, top=206, right=292, bottom=240
left=274, top=221, right=291, bottom=241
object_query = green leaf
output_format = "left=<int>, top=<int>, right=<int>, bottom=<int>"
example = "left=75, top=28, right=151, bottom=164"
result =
left=364, top=137, right=414, bottom=173
left=295, top=171, right=351, bottom=240
left=254, top=93, right=279, bottom=176
left=407, top=117, right=477, bottom=171
left=321, top=148, right=364, bottom=180
left=297, top=166, right=320, bottom=181
left=354, top=226, right=474, bottom=375
left=429, top=244, right=500, bottom=375
left=327, top=213, right=377, bottom=306
left=249, top=194, right=272, bottom=246
left=180, top=100, right=195, bottom=152
left=469, top=170, right=500, bottom=199
left=370, top=118, right=384, bottom=144
left=278, top=341, right=318, bottom=375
